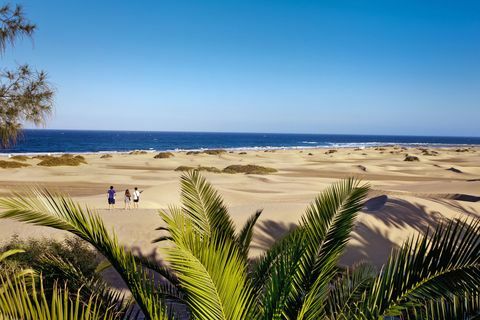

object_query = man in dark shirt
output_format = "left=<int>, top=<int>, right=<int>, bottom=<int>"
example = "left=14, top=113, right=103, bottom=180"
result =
left=107, top=186, right=116, bottom=209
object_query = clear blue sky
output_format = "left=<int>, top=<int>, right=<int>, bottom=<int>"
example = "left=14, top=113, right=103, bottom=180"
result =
left=3, top=0, right=480, bottom=136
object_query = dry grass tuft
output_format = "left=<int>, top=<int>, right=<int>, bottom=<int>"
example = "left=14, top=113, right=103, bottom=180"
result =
left=100, top=154, right=112, bottom=159
left=10, top=155, right=29, bottom=161
left=154, top=152, right=174, bottom=159
left=0, top=160, right=30, bottom=168
left=222, top=164, right=277, bottom=174
left=37, top=155, right=87, bottom=166
left=404, top=155, right=420, bottom=162
left=202, top=149, right=227, bottom=155
left=129, top=150, right=148, bottom=155
left=174, top=165, right=221, bottom=173
left=32, top=155, right=54, bottom=160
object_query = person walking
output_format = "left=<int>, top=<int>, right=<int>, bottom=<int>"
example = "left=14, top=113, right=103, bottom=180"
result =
left=133, top=187, right=142, bottom=209
left=107, top=186, right=116, bottom=209
left=124, top=189, right=132, bottom=210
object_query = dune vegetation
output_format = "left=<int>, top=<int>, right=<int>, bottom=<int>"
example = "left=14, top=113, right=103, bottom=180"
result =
left=154, top=152, right=175, bottom=159
left=10, top=155, right=29, bottom=161
left=0, top=160, right=30, bottom=168
left=37, top=154, right=87, bottom=166
left=222, top=164, right=277, bottom=174
left=175, top=165, right=221, bottom=173
left=129, top=150, right=148, bottom=155
left=0, top=172, right=479, bottom=319
left=404, top=155, right=420, bottom=162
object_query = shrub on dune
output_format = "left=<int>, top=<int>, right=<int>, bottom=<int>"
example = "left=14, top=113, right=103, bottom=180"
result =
left=32, top=155, right=54, bottom=160
left=10, top=155, right=29, bottom=161
left=154, top=152, right=174, bottom=159
left=175, top=165, right=221, bottom=173
left=404, top=155, right=420, bottom=162
left=202, top=149, right=227, bottom=155
left=0, top=160, right=30, bottom=168
left=100, top=154, right=112, bottom=158
left=129, top=150, right=148, bottom=155
left=222, top=164, right=277, bottom=174
left=37, top=155, right=87, bottom=166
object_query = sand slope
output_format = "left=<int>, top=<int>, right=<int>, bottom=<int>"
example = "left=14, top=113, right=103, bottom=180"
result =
left=1, top=146, right=479, bottom=268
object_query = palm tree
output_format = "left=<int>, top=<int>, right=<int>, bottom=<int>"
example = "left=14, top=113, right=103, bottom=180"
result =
left=0, top=171, right=479, bottom=319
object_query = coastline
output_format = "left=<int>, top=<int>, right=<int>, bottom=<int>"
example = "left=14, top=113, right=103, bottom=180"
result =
left=1, top=143, right=479, bottom=157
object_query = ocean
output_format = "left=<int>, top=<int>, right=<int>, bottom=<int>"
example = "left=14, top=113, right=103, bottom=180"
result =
left=1, top=130, right=479, bottom=154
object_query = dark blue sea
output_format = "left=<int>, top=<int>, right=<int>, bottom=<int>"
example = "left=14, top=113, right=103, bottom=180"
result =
left=1, top=130, right=480, bottom=154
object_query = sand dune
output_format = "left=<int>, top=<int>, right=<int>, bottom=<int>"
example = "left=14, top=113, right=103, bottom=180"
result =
left=0, top=146, right=479, bottom=268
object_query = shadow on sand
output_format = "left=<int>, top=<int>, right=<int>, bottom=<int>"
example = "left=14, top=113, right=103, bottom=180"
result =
left=251, top=195, right=476, bottom=267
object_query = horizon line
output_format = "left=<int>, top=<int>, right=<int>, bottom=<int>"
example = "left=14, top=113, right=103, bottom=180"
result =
left=22, top=128, right=480, bottom=139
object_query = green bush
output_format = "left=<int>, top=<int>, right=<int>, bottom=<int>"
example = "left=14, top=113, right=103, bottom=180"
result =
left=202, top=149, right=226, bottom=155
left=154, top=152, right=174, bottom=159
left=0, top=235, right=101, bottom=279
left=175, top=165, right=221, bottom=173
left=222, top=164, right=277, bottom=174
left=37, top=156, right=86, bottom=166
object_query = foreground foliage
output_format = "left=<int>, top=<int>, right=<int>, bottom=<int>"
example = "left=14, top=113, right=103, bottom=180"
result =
left=0, top=171, right=479, bottom=319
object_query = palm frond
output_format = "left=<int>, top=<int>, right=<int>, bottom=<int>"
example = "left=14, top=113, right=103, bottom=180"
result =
left=180, top=171, right=236, bottom=242
left=257, top=232, right=305, bottom=320
left=0, top=190, right=170, bottom=319
left=405, top=292, right=480, bottom=320
left=160, top=209, right=254, bottom=320
left=325, top=262, right=377, bottom=320
left=236, top=209, right=262, bottom=260
left=37, top=253, right=135, bottom=316
left=290, top=178, right=369, bottom=318
left=363, top=217, right=480, bottom=318
left=0, top=273, right=120, bottom=320
left=250, top=227, right=301, bottom=297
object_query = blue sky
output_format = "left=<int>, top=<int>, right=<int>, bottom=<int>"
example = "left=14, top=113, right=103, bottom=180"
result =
left=3, top=0, right=480, bottom=136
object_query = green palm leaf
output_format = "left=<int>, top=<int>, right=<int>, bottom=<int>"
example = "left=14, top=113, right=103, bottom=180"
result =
left=405, top=292, right=480, bottom=320
left=363, top=217, right=480, bottom=318
left=0, top=273, right=119, bottom=320
left=325, top=262, right=376, bottom=320
left=257, top=232, right=305, bottom=320
left=180, top=170, right=236, bottom=242
left=160, top=208, right=254, bottom=320
left=236, top=210, right=262, bottom=260
left=282, top=179, right=369, bottom=318
left=251, top=178, right=369, bottom=319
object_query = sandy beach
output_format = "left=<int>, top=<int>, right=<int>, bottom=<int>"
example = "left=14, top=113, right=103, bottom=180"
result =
left=1, top=146, right=479, bottom=268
